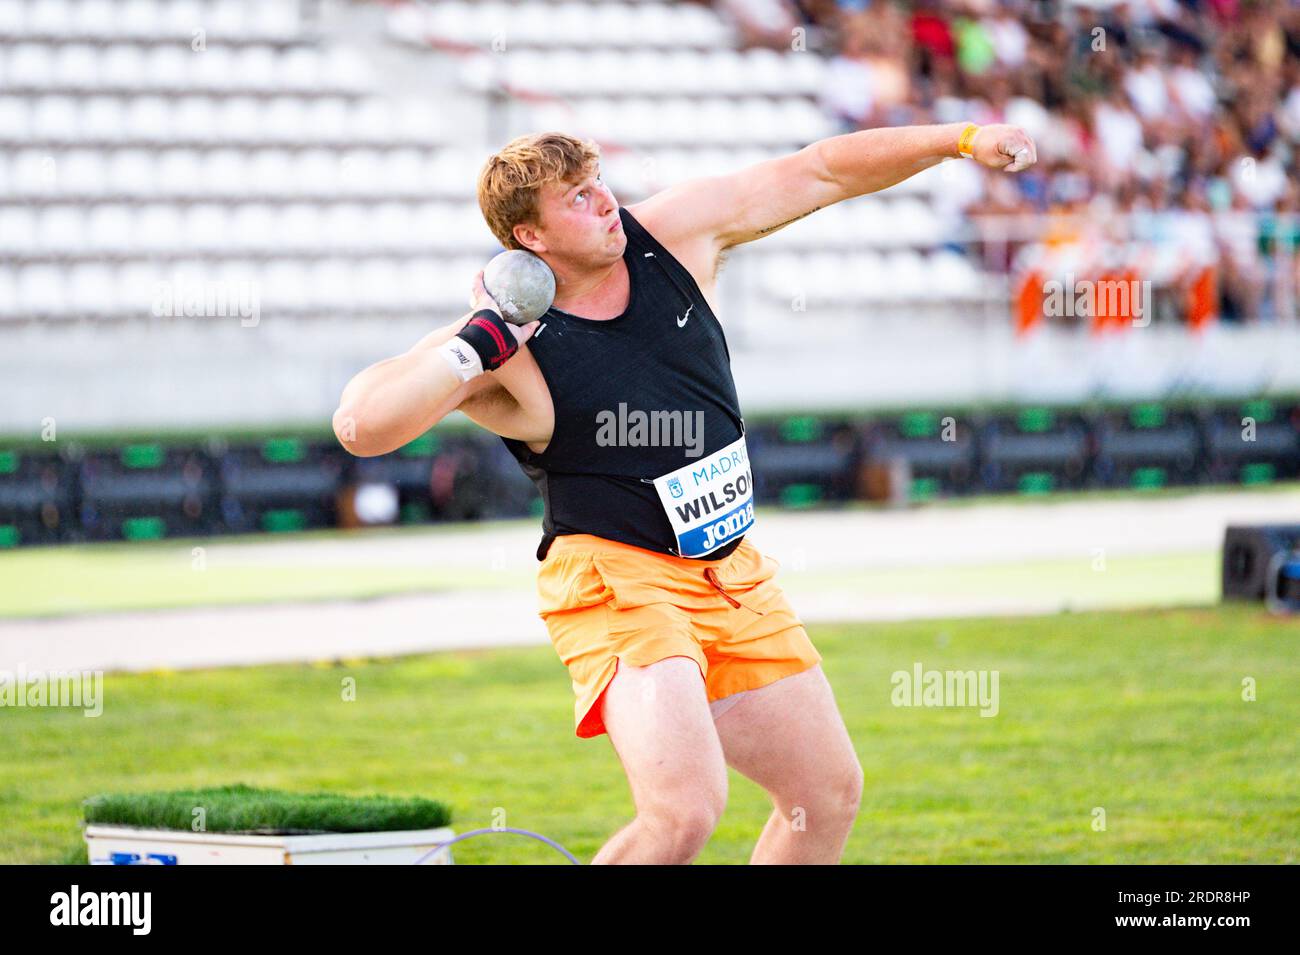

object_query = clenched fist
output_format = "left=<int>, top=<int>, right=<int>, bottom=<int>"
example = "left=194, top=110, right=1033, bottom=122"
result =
left=968, top=124, right=1037, bottom=173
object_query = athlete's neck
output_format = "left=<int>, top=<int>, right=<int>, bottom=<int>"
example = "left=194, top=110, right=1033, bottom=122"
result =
left=550, top=257, right=630, bottom=321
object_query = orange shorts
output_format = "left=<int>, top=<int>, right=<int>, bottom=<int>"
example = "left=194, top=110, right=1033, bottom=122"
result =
left=536, top=533, right=822, bottom=739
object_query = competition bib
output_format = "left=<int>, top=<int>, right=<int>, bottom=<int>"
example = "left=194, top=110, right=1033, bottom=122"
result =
left=652, top=435, right=755, bottom=558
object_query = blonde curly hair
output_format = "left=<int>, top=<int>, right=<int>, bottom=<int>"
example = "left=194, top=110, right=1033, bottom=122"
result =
left=477, top=132, right=602, bottom=250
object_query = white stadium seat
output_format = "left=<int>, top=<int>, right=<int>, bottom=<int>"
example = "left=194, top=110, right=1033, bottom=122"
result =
left=106, top=148, right=153, bottom=195
left=32, top=95, right=79, bottom=140
left=383, top=149, right=427, bottom=193
left=123, top=95, right=171, bottom=139
left=203, top=148, right=247, bottom=195
left=68, top=263, right=119, bottom=314
left=100, top=44, right=150, bottom=89
left=228, top=204, right=277, bottom=251
left=86, top=203, right=133, bottom=252
left=0, top=207, right=38, bottom=254
left=135, top=204, right=184, bottom=252
left=158, top=0, right=204, bottom=39
left=120, top=0, right=163, bottom=39
left=190, top=46, right=237, bottom=91
left=337, top=150, right=383, bottom=195
left=930, top=250, right=982, bottom=299
left=118, top=261, right=162, bottom=312
left=293, top=148, right=337, bottom=195
left=279, top=47, right=323, bottom=91
left=145, top=46, right=194, bottom=90
left=248, top=1, right=299, bottom=41
left=322, top=203, right=369, bottom=251
left=0, top=267, right=18, bottom=320
left=322, top=47, right=374, bottom=91
left=55, top=44, right=99, bottom=87
left=28, top=0, right=76, bottom=37
left=400, top=259, right=442, bottom=308
left=0, top=1, right=27, bottom=36
left=262, top=96, right=311, bottom=143
left=74, top=0, right=118, bottom=38
left=309, top=258, right=359, bottom=310
left=514, top=3, right=556, bottom=45
left=79, top=96, right=124, bottom=141
left=356, top=259, right=405, bottom=308
left=154, top=148, right=202, bottom=194
left=8, top=43, right=55, bottom=86
left=19, top=265, right=69, bottom=315
left=280, top=203, right=327, bottom=252
left=11, top=149, right=57, bottom=195
left=206, top=0, right=248, bottom=39
left=62, top=148, right=110, bottom=193
left=393, top=100, right=442, bottom=144
left=0, top=95, right=29, bottom=138
left=261, top=260, right=311, bottom=309
left=185, top=204, right=232, bottom=251
left=303, top=96, right=351, bottom=141
left=215, top=97, right=262, bottom=141
left=168, top=96, right=218, bottom=141
left=350, top=98, right=397, bottom=142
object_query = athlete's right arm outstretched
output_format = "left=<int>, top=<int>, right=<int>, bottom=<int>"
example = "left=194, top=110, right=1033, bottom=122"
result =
left=332, top=273, right=538, bottom=458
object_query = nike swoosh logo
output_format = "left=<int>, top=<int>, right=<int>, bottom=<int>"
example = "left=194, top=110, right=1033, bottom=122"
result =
left=677, top=306, right=693, bottom=328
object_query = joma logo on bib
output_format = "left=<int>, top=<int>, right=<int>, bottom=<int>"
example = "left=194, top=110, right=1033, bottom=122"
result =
left=652, top=436, right=754, bottom=557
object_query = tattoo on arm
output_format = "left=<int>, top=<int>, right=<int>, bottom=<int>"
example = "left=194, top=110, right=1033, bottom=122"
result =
left=756, top=206, right=822, bottom=236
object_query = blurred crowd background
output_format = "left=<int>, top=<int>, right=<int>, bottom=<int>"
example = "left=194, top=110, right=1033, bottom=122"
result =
left=723, top=0, right=1300, bottom=328
left=4, top=0, right=1299, bottom=440
left=1, top=0, right=1298, bottom=545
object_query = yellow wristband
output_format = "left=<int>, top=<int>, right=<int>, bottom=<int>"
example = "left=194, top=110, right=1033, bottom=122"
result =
left=957, top=123, right=979, bottom=159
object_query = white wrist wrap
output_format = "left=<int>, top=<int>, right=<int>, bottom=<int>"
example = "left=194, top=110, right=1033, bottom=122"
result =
left=438, top=336, right=484, bottom=382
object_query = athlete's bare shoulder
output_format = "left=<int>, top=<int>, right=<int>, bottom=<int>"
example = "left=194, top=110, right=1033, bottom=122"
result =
left=623, top=197, right=723, bottom=312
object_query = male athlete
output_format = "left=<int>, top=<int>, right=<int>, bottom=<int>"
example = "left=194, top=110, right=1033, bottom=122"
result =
left=333, top=122, right=1036, bottom=864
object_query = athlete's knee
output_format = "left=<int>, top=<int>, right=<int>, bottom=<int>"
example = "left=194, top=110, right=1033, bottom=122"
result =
left=818, top=758, right=864, bottom=829
left=839, top=759, right=865, bottom=817
left=639, top=791, right=726, bottom=862
left=782, top=758, right=863, bottom=831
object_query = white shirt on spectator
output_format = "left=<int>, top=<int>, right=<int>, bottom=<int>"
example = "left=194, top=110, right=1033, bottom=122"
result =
left=1281, top=85, right=1300, bottom=140
left=1232, top=153, right=1288, bottom=210
left=820, top=55, right=875, bottom=126
left=1170, top=65, right=1216, bottom=120
left=1214, top=209, right=1261, bottom=267
left=1094, top=101, right=1145, bottom=173
left=1005, top=96, right=1051, bottom=145
left=1125, top=64, right=1169, bottom=120
left=989, top=16, right=1028, bottom=68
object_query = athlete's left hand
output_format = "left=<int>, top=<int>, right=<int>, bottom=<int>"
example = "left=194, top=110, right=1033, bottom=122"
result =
left=970, top=124, right=1037, bottom=173
left=469, top=269, right=502, bottom=317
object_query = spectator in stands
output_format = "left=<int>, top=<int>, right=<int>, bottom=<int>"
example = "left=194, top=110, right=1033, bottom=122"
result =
left=795, top=0, right=1300, bottom=326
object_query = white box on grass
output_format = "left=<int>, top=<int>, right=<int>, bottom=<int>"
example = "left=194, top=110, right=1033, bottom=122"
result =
left=84, top=824, right=457, bottom=865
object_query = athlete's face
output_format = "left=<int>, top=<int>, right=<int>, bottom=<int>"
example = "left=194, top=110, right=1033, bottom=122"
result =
left=518, top=165, right=626, bottom=265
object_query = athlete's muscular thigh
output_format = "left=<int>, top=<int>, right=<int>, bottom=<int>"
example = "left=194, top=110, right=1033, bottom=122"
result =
left=714, top=665, right=861, bottom=807
left=600, top=657, right=728, bottom=819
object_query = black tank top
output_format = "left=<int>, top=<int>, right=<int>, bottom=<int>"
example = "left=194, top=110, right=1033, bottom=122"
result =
left=502, top=206, right=749, bottom=561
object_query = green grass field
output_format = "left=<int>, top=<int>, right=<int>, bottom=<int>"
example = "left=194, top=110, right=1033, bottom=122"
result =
left=3, top=604, right=1295, bottom=864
